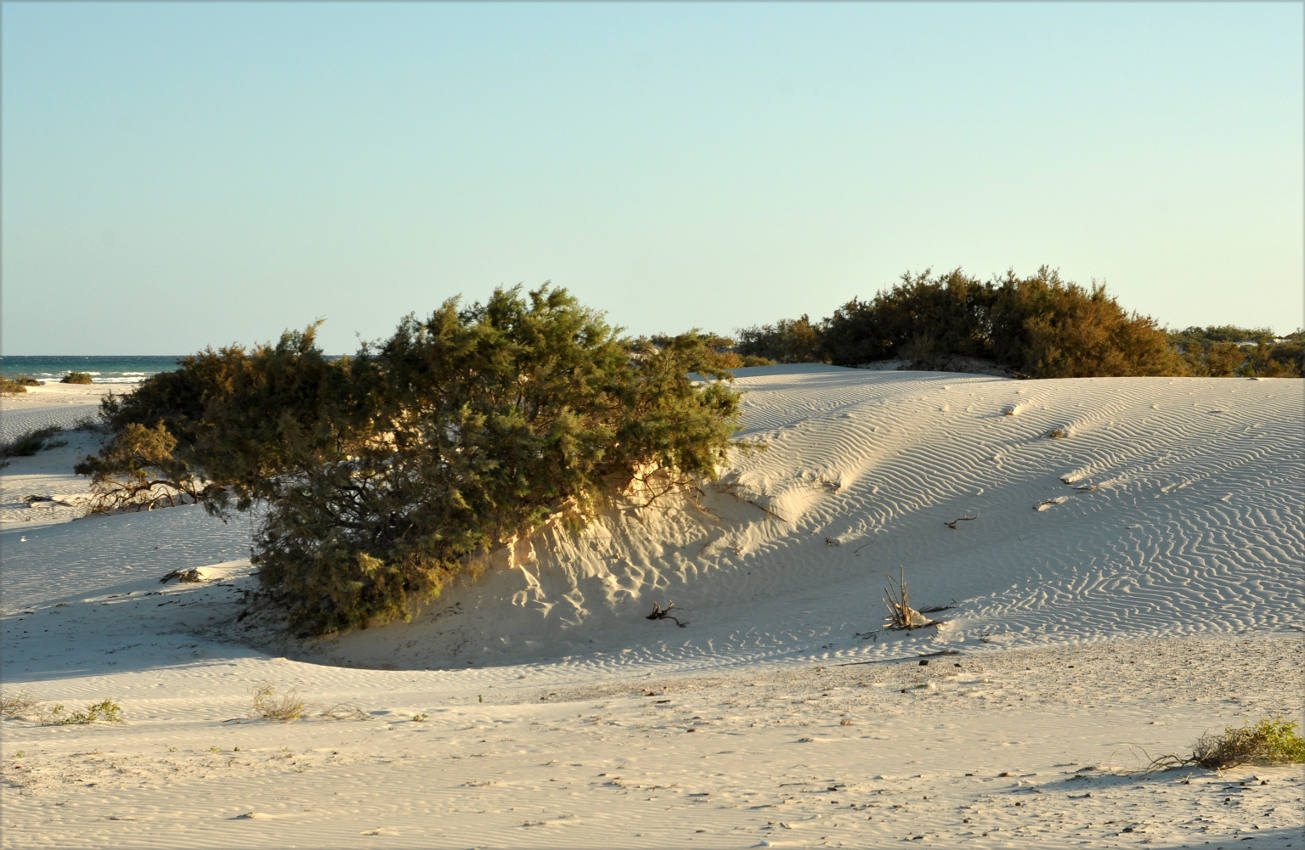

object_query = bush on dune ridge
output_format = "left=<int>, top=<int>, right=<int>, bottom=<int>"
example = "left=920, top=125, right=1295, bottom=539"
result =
left=256, top=287, right=740, bottom=634
left=78, top=286, right=742, bottom=635
left=1170, top=327, right=1304, bottom=377
left=736, top=267, right=1301, bottom=377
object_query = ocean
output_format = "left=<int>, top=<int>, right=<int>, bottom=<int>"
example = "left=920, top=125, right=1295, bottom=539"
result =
left=0, top=355, right=183, bottom=384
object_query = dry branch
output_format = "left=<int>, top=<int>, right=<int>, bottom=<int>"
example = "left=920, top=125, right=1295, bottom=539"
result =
left=646, top=601, right=688, bottom=628
left=882, top=567, right=936, bottom=630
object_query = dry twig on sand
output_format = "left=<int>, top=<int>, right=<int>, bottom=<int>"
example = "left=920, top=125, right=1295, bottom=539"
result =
left=646, top=601, right=688, bottom=628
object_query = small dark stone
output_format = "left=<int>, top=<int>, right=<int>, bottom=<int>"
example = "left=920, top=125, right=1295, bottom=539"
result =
left=919, top=659, right=929, bottom=666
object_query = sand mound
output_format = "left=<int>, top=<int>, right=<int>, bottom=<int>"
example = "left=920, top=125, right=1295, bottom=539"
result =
left=286, top=366, right=1304, bottom=671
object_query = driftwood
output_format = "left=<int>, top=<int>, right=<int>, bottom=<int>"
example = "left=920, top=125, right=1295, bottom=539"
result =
left=943, top=513, right=978, bottom=529
left=24, top=494, right=74, bottom=507
left=646, top=601, right=688, bottom=628
left=882, top=567, right=935, bottom=630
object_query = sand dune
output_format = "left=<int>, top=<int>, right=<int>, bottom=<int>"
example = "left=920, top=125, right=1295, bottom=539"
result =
left=2, top=366, right=1302, bottom=848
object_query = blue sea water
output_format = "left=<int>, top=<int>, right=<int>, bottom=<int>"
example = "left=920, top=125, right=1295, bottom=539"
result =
left=0, top=355, right=182, bottom=383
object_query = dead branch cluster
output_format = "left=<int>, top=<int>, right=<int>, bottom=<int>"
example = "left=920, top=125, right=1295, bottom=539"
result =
left=646, top=601, right=688, bottom=628
left=882, top=568, right=936, bottom=630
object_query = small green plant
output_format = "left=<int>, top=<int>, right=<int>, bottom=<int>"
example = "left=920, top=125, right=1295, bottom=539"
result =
left=252, top=683, right=306, bottom=721
left=14, top=751, right=23, bottom=759
left=1192, top=716, right=1305, bottom=768
left=61, top=371, right=94, bottom=384
left=1149, top=716, right=1305, bottom=771
left=1, top=377, right=27, bottom=394
left=412, top=713, right=428, bottom=722
left=210, top=745, right=220, bottom=754
left=45, top=699, right=123, bottom=725
left=0, top=691, right=38, bottom=719
left=0, top=426, right=65, bottom=461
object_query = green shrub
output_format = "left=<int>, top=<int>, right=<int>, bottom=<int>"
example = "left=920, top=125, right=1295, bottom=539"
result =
left=80, top=286, right=741, bottom=636
left=76, top=324, right=352, bottom=515
left=1146, top=715, right=1305, bottom=772
left=0, top=691, right=38, bottom=719
left=75, top=421, right=205, bottom=511
left=736, top=315, right=824, bottom=364
left=60, top=371, right=93, bottom=384
left=3, top=375, right=42, bottom=393
left=0, top=426, right=65, bottom=461
left=44, top=699, right=123, bottom=725
left=817, top=267, right=1185, bottom=377
left=1168, top=326, right=1303, bottom=377
left=257, top=286, right=740, bottom=634
left=1191, top=716, right=1305, bottom=769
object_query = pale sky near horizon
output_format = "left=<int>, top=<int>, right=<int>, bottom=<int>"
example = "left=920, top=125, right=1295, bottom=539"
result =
left=2, top=1, right=1301, bottom=356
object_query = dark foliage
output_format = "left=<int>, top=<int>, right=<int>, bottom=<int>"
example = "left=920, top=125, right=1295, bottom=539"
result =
left=256, top=287, right=740, bottom=634
left=0, top=426, right=65, bottom=461
left=736, top=315, right=823, bottom=365
left=1169, top=327, right=1303, bottom=377
left=733, top=267, right=1192, bottom=378
left=77, top=324, right=352, bottom=514
left=79, top=286, right=741, bottom=635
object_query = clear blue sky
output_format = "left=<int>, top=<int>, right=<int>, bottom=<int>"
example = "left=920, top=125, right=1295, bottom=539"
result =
left=2, top=1, right=1301, bottom=355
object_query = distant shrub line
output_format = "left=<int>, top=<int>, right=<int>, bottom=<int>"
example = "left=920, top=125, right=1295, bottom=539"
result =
left=733, top=267, right=1303, bottom=378
left=78, top=286, right=742, bottom=635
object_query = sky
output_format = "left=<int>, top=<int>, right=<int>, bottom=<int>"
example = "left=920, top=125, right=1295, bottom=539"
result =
left=2, top=2, right=1301, bottom=356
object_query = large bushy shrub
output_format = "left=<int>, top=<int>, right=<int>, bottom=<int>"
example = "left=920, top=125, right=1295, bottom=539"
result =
left=80, top=286, right=740, bottom=635
left=819, top=267, right=1184, bottom=377
left=736, top=267, right=1190, bottom=377
left=256, top=287, right=739, bottom=634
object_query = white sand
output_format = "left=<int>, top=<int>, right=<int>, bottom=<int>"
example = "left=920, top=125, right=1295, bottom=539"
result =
left=2, top=367, right=1302, bottom=848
